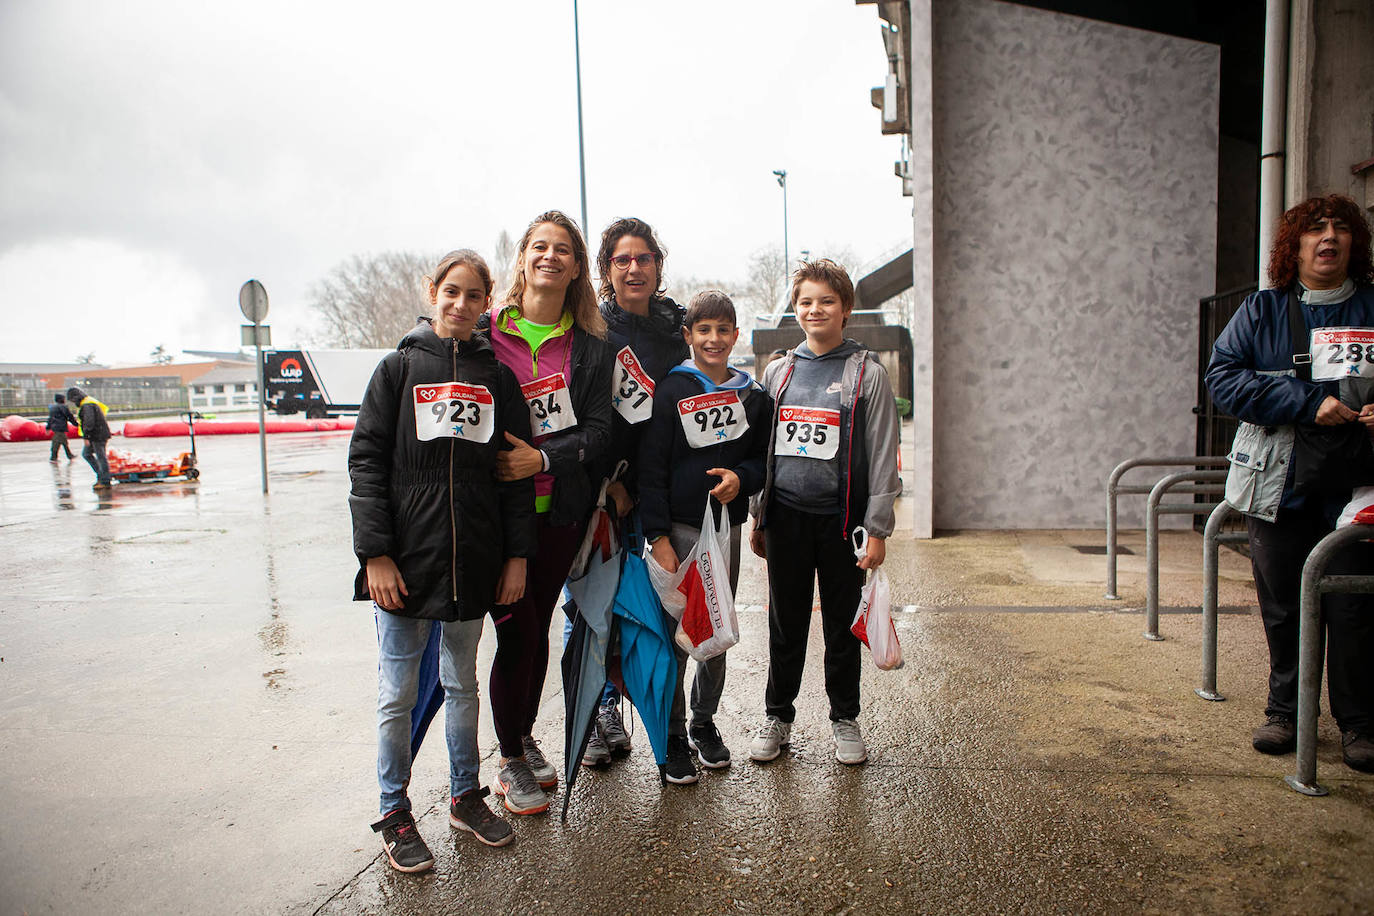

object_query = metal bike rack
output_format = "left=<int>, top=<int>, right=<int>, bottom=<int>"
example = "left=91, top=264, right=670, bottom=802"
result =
left=1285, top=523, right=1374, bottom=797
left=1106, top=456, right=1230, bottom=600
left=1195, top=502, right=1250, bottom=700
left=1142, top=470, right=1227, bottom=640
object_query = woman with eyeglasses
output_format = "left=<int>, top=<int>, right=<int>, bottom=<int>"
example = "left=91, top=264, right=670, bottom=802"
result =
left=480, top=210, right=615, bottom=815
left=575, top=217, right=689, bottom=768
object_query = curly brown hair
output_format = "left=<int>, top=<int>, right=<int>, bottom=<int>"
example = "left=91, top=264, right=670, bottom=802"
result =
left=503, top=210, right=606, bottom=338
left=1267, top=193, right=1374, bottom=289
left=595, top=217, right=668, bottom=303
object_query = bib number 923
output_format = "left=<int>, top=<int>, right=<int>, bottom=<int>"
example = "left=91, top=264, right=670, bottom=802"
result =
left=413, top=383, right=496, bottom=443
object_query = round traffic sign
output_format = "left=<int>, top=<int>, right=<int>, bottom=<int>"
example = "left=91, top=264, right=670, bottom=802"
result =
left=239, top=279, right=269, bottom=323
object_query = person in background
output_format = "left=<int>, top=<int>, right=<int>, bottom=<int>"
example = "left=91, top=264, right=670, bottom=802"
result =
left=46, top=392, right=78, bottom=462
left=1205, top=193, right=1374, bottom=773
left=638, top=289, right=771, bottom=783
left=66, top=387, right=111, bottom=490
left=580, top=216, right=689, bottom=767
left=747, top=260, right=901, bottom=768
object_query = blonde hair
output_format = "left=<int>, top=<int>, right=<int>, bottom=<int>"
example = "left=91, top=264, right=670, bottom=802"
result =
left=503, top=210, right=606, bottom=338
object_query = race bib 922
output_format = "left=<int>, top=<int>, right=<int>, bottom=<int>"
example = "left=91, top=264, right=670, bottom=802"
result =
left=678, top=391, right=748, bottom=449
left=413, top=383, right=496, bottom=443
left=1310, top=327, right=1374, bottom=381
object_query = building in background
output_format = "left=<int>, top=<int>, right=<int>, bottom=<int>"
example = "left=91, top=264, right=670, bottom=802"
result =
left=186, top=365, right=260, bottom=410
left=844, top=0, right=1370, bottom=536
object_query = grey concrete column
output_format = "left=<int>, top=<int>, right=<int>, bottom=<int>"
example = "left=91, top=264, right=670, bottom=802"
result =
left=908, top=0, right=934, bottom=539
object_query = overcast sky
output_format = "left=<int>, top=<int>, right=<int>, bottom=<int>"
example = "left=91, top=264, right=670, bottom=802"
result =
left=0, top=0, right=912, bottom=366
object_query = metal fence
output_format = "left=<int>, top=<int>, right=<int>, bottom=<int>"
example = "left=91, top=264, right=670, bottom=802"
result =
left=1, top=378, right=187, bottom=416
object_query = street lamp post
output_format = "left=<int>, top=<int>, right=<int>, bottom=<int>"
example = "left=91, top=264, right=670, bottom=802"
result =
left=573, top=0, right=589, bottom=235
left=772, top=169, right=788, bottom=275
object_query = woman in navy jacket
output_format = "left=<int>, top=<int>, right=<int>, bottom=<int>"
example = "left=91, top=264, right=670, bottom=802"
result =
left=1205, top=194, right=1374, bottom=772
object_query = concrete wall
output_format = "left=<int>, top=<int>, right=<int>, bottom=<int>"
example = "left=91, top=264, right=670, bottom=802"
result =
left=1292, top=0, right=1374, bottom=204
left=928, top=0, right=1219, bottom=528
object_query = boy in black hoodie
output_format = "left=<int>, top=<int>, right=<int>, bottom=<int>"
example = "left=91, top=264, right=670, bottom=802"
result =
left=638, top=290, right=772, bottom=783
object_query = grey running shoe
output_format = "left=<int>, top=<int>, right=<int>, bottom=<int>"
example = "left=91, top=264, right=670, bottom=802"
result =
left=521, top=735, right=558, bottom=788
left=688, top=721, right=731, bottom=769
left=495, top=758, right=549, bottom=815
left=449, top=787, right=514, bottom=847
left=749, top=715, right=791, bottom=762
left=370, top=809, right=434, bottom=873
left=598, top=701, right=631, bottom=754
left=665, top=735, right=699, bottom=785
left=581, top=724, right=611, bottom=767
left=832, top=718, right=867, bottom=765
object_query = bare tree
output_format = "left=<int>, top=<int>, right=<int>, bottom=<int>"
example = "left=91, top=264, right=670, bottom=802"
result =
left=149, top=344, right=173, bottom=365
left=308, top=252, right=435, bottom=348
left=491, top=230, right=516, bottom=302
left=76, top=352, right=96, bottom=365
left=744, top=245, right=788, bottom=319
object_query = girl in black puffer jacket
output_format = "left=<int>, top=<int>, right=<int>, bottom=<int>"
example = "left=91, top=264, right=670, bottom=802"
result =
left=349, top=250, right=535, bottom=872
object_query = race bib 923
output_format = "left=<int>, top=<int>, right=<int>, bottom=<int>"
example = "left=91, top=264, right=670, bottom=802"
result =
left=1310, top=328, right=1374, bottom=381
left=413, top=383, right=496, bottom=443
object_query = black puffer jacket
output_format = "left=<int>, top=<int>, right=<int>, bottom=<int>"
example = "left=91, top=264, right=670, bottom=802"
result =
left=348, top=321, right=536, bottom=621
left=596, top=295, right=688, bottom=498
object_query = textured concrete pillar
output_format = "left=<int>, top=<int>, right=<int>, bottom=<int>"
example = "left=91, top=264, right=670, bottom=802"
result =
left=907, top=0, right=934, bottom=539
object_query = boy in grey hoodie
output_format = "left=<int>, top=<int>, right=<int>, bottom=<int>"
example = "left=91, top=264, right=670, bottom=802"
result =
left=747, top=260, right=901, bottom=766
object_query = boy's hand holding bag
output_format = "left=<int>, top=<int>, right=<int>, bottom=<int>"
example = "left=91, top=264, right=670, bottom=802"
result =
left=849, top=527, right=903, bottom=670
left=644, top=498, right=740, bottom=661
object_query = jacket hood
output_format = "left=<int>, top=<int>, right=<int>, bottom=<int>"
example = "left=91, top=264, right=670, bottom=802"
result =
left=795, top=338, right=862, bottom=361
left=668, top=359, right=757, bottom=393
left=600, top=296, right=684, bottom=338
left=399, top=317, right=494, bottom=359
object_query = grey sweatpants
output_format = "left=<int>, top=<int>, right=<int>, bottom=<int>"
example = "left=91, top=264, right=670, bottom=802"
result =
left=667, top=520, right=741, bottom=736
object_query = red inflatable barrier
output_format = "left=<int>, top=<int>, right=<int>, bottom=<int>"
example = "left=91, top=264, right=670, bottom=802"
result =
left=0, top=415, right=78, bottom=442
left=122, top=417, right=356, bottom=438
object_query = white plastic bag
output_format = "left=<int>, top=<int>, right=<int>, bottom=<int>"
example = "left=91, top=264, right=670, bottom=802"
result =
left=1337, top=485, right=1374, bottom=527
left=645, top=499, right=739, bottom=661
left=849, top=527, right=903, bottom=671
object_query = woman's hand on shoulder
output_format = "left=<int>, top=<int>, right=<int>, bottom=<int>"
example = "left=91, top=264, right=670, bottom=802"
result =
left=366, top=556, right=408, bottom=611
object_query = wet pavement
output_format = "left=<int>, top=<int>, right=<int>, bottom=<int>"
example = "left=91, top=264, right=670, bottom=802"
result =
left=0, top=432, right=1370, bottom=915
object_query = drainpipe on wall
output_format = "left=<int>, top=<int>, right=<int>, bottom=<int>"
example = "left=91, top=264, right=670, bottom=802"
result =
left=1257, top=0, right=1289, bottom=285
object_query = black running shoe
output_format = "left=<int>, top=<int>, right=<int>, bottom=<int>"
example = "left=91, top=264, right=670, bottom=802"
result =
left=688, top=721, right=732, bottom=769
left=371, top=809, right=434, bottom=873
left=665, top=734, right=699, bottom=785
left=450, top=787, right=514, bottom=847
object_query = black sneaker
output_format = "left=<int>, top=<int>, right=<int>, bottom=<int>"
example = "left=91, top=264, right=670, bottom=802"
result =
left=1342, top=731, right=1374, bottom=773
left=450, top=787, right=514, bottom=847
left=598, top=701, right=631, bottom=754
left=665, top=734, right=698, bottom=785
left=370, top=809, right=435, bottom=873
left=1252, top=714, right=1296, bottom=754
left=688, top=722, right=732, bottom=769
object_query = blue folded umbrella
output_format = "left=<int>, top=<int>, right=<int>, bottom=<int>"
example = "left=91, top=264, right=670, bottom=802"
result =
left=612, top=530, right=678, bottom=782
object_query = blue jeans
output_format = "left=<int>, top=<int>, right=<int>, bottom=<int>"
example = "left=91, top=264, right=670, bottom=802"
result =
left=376, top=608, right=483, bottom=814
left=83, top=439, right=110, bottom=485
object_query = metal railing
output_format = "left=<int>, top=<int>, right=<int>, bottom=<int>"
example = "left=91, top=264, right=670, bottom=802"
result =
left=1195, top=502, right=1250, bottom=701
left=1285, top=523, right=1374, bottom=797
left=1106, top=456, right=1231, bottom=600
left=1142, top=470, right=1228, bottom=640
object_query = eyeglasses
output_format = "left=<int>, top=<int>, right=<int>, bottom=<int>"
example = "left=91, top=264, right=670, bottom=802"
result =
left=610, top=254, right=656, bottom=270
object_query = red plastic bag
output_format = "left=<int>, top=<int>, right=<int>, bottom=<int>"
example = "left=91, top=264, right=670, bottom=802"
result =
left=646, top=499, right=739, bottom=662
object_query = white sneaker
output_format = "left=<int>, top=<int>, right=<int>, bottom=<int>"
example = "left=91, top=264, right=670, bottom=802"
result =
left=832, top=718, right=867, bottom=765
left=749, top=715, right=791, bottom=762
